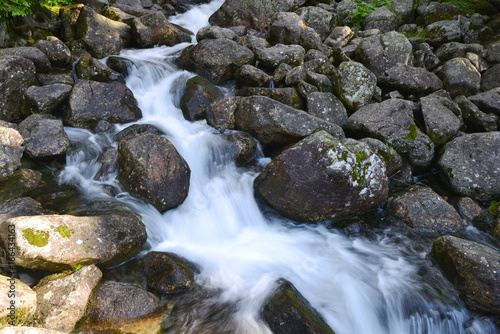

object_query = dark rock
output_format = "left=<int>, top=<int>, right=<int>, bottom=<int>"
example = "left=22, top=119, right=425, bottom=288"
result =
left=456, top=95, right=497, bottom=132
left=285, top=65, right=306, bottom=86
left=295, top=6, right=336, bottom=41
left=255, top=44, right=305, bottom=70
left=75, top=56, right=125, bottom=83
left=333, top=61, right=377, bottom=111
left=21, top=84, right=72, bottom=116
left=0, top=57, right=36, bottom=121
left=381, top=63, right=443, bottom=95
left=305, top=71, right=332, bottom=93
left=297, top=80, right=319, bottom=98
left=106, top=56, right=135, bottom=77
left=468, top=88, right=500, bottom=115
left=439, top=57, right=481, bottom=96
left=19, top=114, right=69, bottom=159
left=234, top=64, right=272, bottom=87
left=457, top=197, right=485, bottom=223
left=423, top=2, right=460, bottom=24
left=0, top=169, right=42, bottom=203
left=180, top=76, right=222, bottom=121
left=81, top=31, right=125, bottom=59
left=299, top=27, right=325, bottom=52
left=37, top=69, right=75, bottom=86
left=0, top=197, right=46, bottom=223
left=175, top=38, right=254, bottom=84
left=60, top=4, right=84, bottom=42
left=235, top=96, right=344, bottom=147
left=424, top=20, right=461, bottom=46
left=273, top=63, right=292, bottom=87
left=0, top=47, right=51, bottom=73
left=131, top=12, right=191, bottom=48
left=196, top=26, right=236, bottom=42
left=255, top=131, right=387, bottom=222
left=103, top=6, right=137, bottom=24
left=113, top=124, right=164, bottom=142
left=224, top=132, right=259, bottom=167
left=438, top=131, right=500, bottom=202
left=360, top=137, right=403, bottom=176
left=363, top=6, right=398, bottom=33
left=139, top=251, right=195, bottom=295
left=460, top=15, right=493, bottom=44
left=261, top=279, right=335, bottom=334
left=206, top=96, right=240, bottom=131
left=486, top=41, right=500, bottom=64
left=96, top=148, right=118, bottom=179
left=420, top=90, right=462, bottom=146
left=345, top=98, right=435, bottom=168
left=390, top=186, right=465, bottom=233
left=481, top=64, right=500, bottom=92
left=236, top=87, right=303, bottom=109
left=435, top=42, right=485, bottom=62
left=65, top=79, right=142, bottom=128
left=414, top=43, right=441, bottom=71
left=268, top=12, right=306, bottom=45
left=234, top=35, right=268, bottom=53
left=431, top=235, right=500, bottom=314
left=306, top=92, right=348, bottom=127
left=35, top=39, right=72, bottom=69
left=118, top=133, right=190, bottom=212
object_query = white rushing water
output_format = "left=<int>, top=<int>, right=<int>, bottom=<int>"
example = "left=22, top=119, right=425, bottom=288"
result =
left=59, top=1, right=494, bottom=333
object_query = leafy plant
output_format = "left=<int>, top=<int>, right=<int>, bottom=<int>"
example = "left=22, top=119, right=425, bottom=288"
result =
left=0, top=0, right=74, bottom=19
left=351, top=0, right=393, bottom=29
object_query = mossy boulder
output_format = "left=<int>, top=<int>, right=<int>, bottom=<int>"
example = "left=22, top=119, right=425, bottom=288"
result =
left=0, top=169, right=42, bottom=203
left=180, top=76, right=223, bottom=121
left=0, top=275, right=37, bottom=327
left=254, top=130, right=388, bottom=222
left=236, top=87, right=303, bottom=109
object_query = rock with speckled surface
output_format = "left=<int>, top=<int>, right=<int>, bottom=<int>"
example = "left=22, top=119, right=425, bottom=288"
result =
left=431, top=235, right=500, bottom=314
left=254, top=130, right=388, bottom=222
left=19, top=114, right=69, bottom=159
left=0, top=275, right=37, bottom=326
left=333, top=61, right=377, bottom=112
left=0, top=124, right=24, bottom=181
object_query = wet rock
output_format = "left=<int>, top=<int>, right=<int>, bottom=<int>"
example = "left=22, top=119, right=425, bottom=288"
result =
left=456, top=95, right=496, bottom=132
left=196, top=26, right=236, bottom=41
left=113, top=124, right=163, bottom=142
left=235, top=96, right=344, bottom=148
left=363, top=6, right=398, bottom=33
left=236, top=87, right=303, bottom=109
left=390, top=186, right=465, bottom=233
left=481, top=64, right=500, bottom=92
left=0, top=47, right=51, bottom=73
left=234, top=64, right=272, bottom=87
left=175, top=38, right=254, bottom=84
left=431, top=235, right=500, bottom=314
left=255, top=44, right=305, bottom=70
left=0, top=275, right=37, bottom=326
left=131, top=12, right=191, bottom=48
left=106, top=56, right=135, bottom=77
left=0, top=56, right=36, bottom=122
left=0, top=169, right=42, bottom=203
left=435, top=42, right=485, bottom=62
left=306, top=92, right=348, bottom=127
left=255, top=131, right=387, bottom=222
left=381, top=63, right=443, bottom=95
left=457, top=197, right=485, bottom=223
left=118, top=133, right=190, bottom=212
left=424, top=20, right=461, bottom=46
left=37, top=69, right=74, bottom=86
left=21, top=84, right=72, bottom=117
left=19, top=114, right=69, bottom=159
left=261, top=278, right=335, bottom=334
left=35, top=40, right=72, bottom=69
left=268, top=12, right=306, bottom=45
left=420, top=90, right=462, bottom=146
left=423, top=2, right=460, bottom=24
left=225, top=132, right=259, bottom=167
left=345, top=98, right=435, bottom=168
left=96, top=148, right=118, bottom=179
left=33, top=265, right=102, bottom=332
left=324, top=26, right=354, bottom=48
left=206, top=96, right=240, bottom=131
left=295, top=6, right=336, bottom=41
left=0, top=197, right=46, bottom=223
left=208, top=0, right=308, bottom=30
left=438, top=132, right=500, bottom=202
left=139, top=251, right=195, bottom=295
left=66, top=79, right=142, bottom=128
left=439, top=58, right=481, bottom=96
left=333, top=61, right=377, bottom=111
left=355, top=31, right=413, bottom=79
left=360, top=137, right=403, bottom=176
left=75, top=56, right=125, bottom=83
left=0, top=125, right=24, bottom=181
left=180, top=76, right=223, bottom=121
left=468, top=88, right=500, bottom=115
left=0, top=214, right=146, bottom=271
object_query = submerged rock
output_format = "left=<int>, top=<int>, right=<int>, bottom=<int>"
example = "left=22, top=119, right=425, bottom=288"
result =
left=254, top=130, right=388, bottom=222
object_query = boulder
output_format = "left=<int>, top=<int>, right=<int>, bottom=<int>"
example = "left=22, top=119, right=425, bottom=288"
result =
left=37, top=69, right=74, bottom=86
left=359, top=137, right=403, bottom=176
left=113, top=123, right=163, bottom=142
left=457, top=197, right=485, bottom=223
left=0, top=328, right=65, bottom=334
left=363, top=6, right=398, bottom=33
left=0, top=57, right=36, bottom=121
left=261, top=279, right=335, bottom=334
left=0, top=197, right=46, bottom=223
left=439, top=57, right=481, bottom=96
left=423, top=2, right=460, bottom=24
left=0, top=214, right=146, bottom=271
left=438, top=132, right=500, bottom=202
left=224, top=132, right=259, bottom=167
left=414, top=43, right=441, bottom=71
left=0, top=125, right=24, bottom=181
left=299, top=27, right=325, bottom=52
left=59, top=4, right=84, bottom=42
left=268, top=12, right=306, bottom=45
left=103, top=6, right=137, bottom=24
left=324, top=26, right=354, bottom=48
left=455, top=95, right=496, bottom=132
left=234, top=65, right=272, bottom=87
left=75, top=56, right=125, bottom=83
left=106, top=56, right=135, bottom=77
left=205, top=96, right=240, bottom=131
left=435, top=42, right=485, bottom=62
left=0, top=48, right=51, bottom=73
left=21, top=84, right=72, bottom=116
left=468, top=88, right=500, bottom=115
left=0, top=169, right=42, bottom=203
left=390, top=186, right=465, bottom=233
left=19, top=114, right=69, bottom=159
left=131, top=12, right=191, bottom=48
left=235, top=96, right=344, bottom=148
left=486, top=41, right=500, bottom=64
left=33, top=265, right=102, bottom=332
left=333, top=61, right=377, bottom=111
left=254, top=131, right=388, bottom=222
left=180, top=76, right=223, bottom=121
left=431, top=235, right=500, bottom=314
left=208, top=0, right=308, bottom=29
left=196, top=26, right=236, bottom=42
left=295, top=6, right=336, bottom=41
left=34, top=40, right=72, bottom=69
left=355, top=31, right=413, bottom=79
left=236, top=87, right=303, bottom=109
left=381, top=63, right=443, bottom=95
left=424, top=20, right=461, bottom=46
left=118, top=133, right=190, bottom=212
left=255, top=44, right=305, bottom=70
left=306, top=92, right=348, bottom=127
left=65, top=79, right=142, bottom=128
left=139, top=251, right=195, bottom=295
left=481, top=64, right=500, bottom=92
left=175, top=38, right=254, bottom=84
left=0, top=275, right=37, bottom=326
left=420, top=90, right=462, bottom=146
left=305, top=71, right=332, bottom=93
left=345, top=98, right=435, bottom=168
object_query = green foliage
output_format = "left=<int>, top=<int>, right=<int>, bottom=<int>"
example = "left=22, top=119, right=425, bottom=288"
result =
left=443, top=0, right=474, bottom=15
left=0, top=0, right=74, bottom=19
left=351, top=0, right=393, bottom=29
left=488, top=200, right=499, bottom=216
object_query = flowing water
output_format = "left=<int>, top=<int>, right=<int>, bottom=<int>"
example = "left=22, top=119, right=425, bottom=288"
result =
left=58, top=1, right=497, bottom=333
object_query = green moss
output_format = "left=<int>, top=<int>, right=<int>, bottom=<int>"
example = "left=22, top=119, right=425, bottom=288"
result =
left=488, top=201, right=499, bottom=216
left=22, top=228, right=49, bottom=247
left=55, top=225, right=72, bottom=238
left=403, top=124, right=418, bottom=141
left=447, top=167, right=455, bottom=178
left=378, top=149, right=395, bottom=161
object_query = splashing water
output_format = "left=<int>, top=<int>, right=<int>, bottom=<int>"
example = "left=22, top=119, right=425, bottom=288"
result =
left=59, top=2, right=495, bottom=334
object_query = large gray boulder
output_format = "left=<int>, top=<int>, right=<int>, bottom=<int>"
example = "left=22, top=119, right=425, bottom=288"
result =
left=21, top=84, right=72, bottom=116
left=254, top=131, right=388, bottom=222
left=234, top=64, right=272, bottom=87
left=424, top=20, right=461, bottom=46
left=439, top=57, right=481, bottom=96
left=306, top=92, right=348, bottom=127
left=333, top=61, right=377, bottom=111
left=255, top=44, right=305, bottom=70
left=381, top=63, right=443, bottom=95
left=438, top=132, right=500, bottom=202
left=432, top=235, right=500, bottom=314
left=175, top=38, right=254, bottom=84
left=363, top=6, right=398, bottom=33
left=196, top=26, right=236, bottom=42
left=268, top=12, right=306, bottom=45
left=75, top=56, right=124, bottom=83
left=19, top=114, right=70, bottom=159
left=0, top=124, right=24, bottom=181
left=65, top=79, right=142, bottom=128
left=236, top=87, right=303, bottom=109
left=456, top=95, right=497, bottom=132
left=345, top=98, right=435, bottom=168
left=131, top=12, right=191, bottom=48
left=35, top=39, right=72, bottom=69
left=296, top=6, right=337, bottom=41
left=481, top=64, right=500, bottom=92
left=0, top=56, right=36, bottom=121
left=206, top=96, right=240, bottom=131
left=235, top=96, right=344, bottom=147
left=468, top=88, right=500, bottom=115
left=180, top=76, right=222, bottom=121
left=118, top=133, right=190, bottom=212
left=0, top=47, right=51, bottom=73
left=0, top=214, right=147, bottom=271
left=390, top=186, right=465, bottom=233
